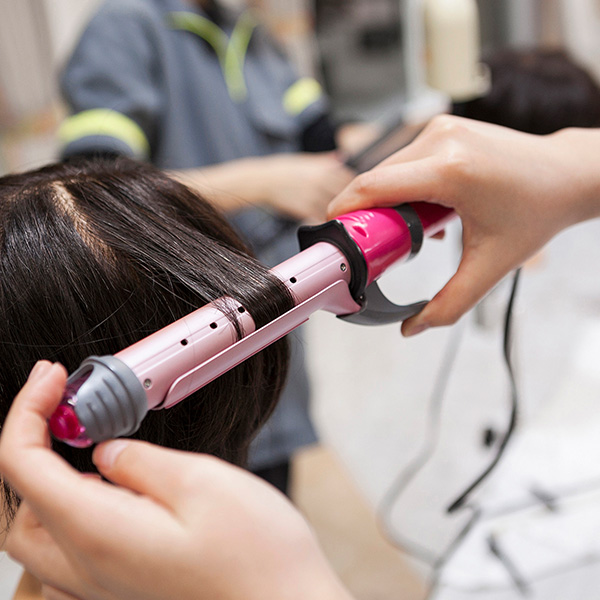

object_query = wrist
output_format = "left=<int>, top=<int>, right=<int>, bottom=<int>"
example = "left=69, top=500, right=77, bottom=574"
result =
left=291, top=563, right=353, bottom=600
left=548, top=128, right=600, bottom=224
left=271, top=525, right=354, bottom=600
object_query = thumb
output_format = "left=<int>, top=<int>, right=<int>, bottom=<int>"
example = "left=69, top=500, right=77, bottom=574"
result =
left=401, top=243, right=513, bottom=336
left=92, top=439, right=202, bottom=510
left=327, top=158, right=440, bottom=218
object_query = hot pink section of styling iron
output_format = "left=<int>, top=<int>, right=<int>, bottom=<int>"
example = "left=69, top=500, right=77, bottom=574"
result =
left=49, top=202, right=455, bottom=447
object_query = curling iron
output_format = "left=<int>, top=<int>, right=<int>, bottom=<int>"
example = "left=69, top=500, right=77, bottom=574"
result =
left=49, top=202, right=456, bottom=447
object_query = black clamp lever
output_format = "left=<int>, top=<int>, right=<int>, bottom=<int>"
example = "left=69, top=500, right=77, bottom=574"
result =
left=297, top=205, right=428, bottom=326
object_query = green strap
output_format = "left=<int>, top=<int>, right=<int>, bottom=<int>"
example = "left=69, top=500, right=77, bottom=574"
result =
left=283, top=77, right=323, bottom=116
left=168, top=11, right=257, bottom=102
left=58, top=109, right=150, bottom=158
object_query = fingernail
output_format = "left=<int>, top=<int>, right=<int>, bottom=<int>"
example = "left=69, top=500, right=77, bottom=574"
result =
left=403, top=322, right=430, bottom=337
left=94, top=440, right=129, bottom=470
left=27, top=361, right=52, bottom=383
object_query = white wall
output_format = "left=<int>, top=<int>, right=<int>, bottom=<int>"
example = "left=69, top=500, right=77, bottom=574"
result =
left=0, top=2, right=54, bottom=120
left=0, top=0, right=99, bottom=121
left=560, top=0, right=600, bottom=82
left=42, top=0, right=101, bottom=69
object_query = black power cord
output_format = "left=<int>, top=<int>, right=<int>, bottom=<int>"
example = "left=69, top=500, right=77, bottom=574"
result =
left=377, top=268, right=522, bottom=567
left=446, top=268, right=522, bottom=512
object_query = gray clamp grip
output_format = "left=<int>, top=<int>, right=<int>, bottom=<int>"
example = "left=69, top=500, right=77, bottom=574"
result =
left=70, top=355, right=148, bottom=443
left=339, top=204, right=428, bottom=326
left=339, top=283, right=427, bottom=326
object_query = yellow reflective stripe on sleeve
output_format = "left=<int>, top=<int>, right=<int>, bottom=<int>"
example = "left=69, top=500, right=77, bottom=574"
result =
left=283, top=78, right=323, bottom=116
left=58, top=109, right=150, bottom=158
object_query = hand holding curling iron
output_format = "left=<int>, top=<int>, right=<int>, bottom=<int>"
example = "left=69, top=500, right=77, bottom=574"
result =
left=329, top=115, right=600, bottom=336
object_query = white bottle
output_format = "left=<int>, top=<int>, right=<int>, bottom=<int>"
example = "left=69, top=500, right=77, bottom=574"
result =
left=424, top=0, right=490, bottom=101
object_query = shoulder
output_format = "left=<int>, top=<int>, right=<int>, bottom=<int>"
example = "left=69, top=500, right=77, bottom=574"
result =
left=93, top=0, right=160, bottom=22
left=80, top=0, right=165, bottom=43
left=66, top=0, right=167, bottom=70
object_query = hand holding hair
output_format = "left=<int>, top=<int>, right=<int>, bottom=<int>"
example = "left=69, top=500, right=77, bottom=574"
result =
left=175, top=151, right=355, bottom=223
left=0, top=361, right=353, bottom=600
left=328, top=115, right=600, bottom=336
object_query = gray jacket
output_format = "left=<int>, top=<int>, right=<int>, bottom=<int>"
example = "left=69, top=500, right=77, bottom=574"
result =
left=60, top=0, right=327, bottom=467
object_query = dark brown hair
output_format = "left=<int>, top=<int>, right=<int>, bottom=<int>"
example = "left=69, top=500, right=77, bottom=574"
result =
left=0, top=157, right=293, bottom=520
left=454, top=48, right=600, bottom=134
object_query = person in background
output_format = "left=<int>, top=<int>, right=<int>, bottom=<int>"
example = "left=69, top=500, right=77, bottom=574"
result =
left=59, top=0, right=359, bottom=494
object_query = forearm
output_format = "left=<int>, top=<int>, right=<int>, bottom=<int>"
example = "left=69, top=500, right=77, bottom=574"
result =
left=170, top=153, right=355, bottom=222
left=169, top=157, right=269, bottom=213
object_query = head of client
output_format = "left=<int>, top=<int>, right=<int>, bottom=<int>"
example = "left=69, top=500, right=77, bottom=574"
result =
left=454, top=47, right=600, bottom=133
left=0, top=157, right=293, bottom=522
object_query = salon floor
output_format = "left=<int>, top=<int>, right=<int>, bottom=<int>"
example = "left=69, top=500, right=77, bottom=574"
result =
left=293, top=445, right=426, bottom=600
left=3, top=220, right=600, bottom=600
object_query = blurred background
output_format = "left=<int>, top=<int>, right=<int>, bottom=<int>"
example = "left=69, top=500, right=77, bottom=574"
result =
left=2, top=1, right=600, bottom=599
left=7, top=0, right=600, bottom=173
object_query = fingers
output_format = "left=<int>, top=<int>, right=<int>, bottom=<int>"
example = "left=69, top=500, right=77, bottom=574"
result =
left=93, top=440, right=259, bottom=519
left=93, top=439, right=207, bottom=511
left=0, top=360, right=100, bottom=519
left=0, top=361, right=66, bottom=445
left=401, top=244, right=513, bottom=336
left=42, top=586, right=83, bottom=600
left=7, top=503, right=83, bottom=595
left=0, top=363, right=156, bottom=545
left=8, top=488, right=174, bottom=599
left=0, top=362, right=76, bottom=500
left=327, top=114, right=483, bottom=218
left=327, top=157, right=442, bottom=218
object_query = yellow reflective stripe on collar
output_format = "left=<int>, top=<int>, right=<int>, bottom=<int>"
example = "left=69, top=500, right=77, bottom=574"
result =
left=225, top=12, right=256, bottom=102
left=58, top=109, right=150, bottom=158
left=283, top=78, right=323, bottom=116
left=168, top=11, right=257, bottom=102
left=168, top=12, right=228, bottom=55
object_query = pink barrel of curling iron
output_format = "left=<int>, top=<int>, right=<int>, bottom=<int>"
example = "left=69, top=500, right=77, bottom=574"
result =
left=49, top=202, right=455, bottom=447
